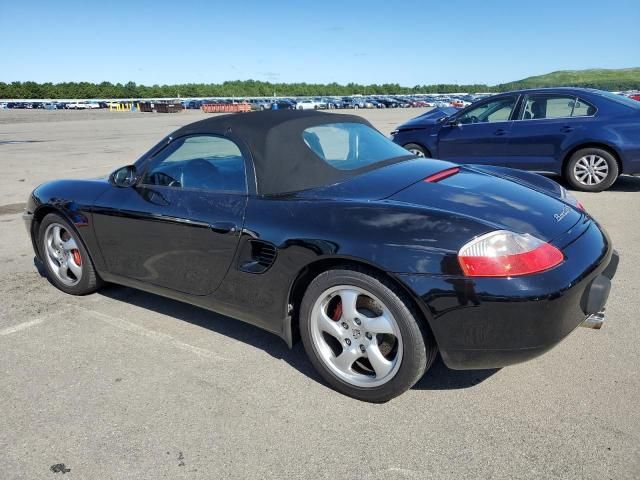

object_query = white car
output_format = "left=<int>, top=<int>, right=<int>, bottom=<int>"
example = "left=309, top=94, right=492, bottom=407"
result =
left=296, top=99, right=320, bottom=110
left=67, top=102, right=100, bottom=110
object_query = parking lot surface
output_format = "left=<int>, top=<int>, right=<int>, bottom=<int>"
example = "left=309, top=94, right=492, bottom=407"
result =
left=1, top=108, right=639, bottom=479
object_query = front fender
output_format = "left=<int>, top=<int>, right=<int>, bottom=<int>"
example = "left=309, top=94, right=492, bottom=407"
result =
left=28, top=179, right=110, bottom=268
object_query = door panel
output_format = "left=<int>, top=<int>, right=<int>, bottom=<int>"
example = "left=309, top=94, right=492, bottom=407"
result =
left=437, top=121, right=513, bottom=165
left=92, top=186, right=246, bottom=295
left=436, top=95, right=518, bottom=165
left=93, top=134, right=248, bottom=296
left=506, top=119, right=577, bottom=172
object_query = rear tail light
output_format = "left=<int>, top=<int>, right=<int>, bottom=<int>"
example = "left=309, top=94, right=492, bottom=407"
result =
left=458, top=230, right=564, bottom=277
left=424, top=167, right=460, bottom=183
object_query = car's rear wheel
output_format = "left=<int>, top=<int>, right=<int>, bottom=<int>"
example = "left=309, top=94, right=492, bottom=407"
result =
left=300, top=268, right=436, bottom=402
left=403, top=143, right=430, bottom=158
left=38, top=213, right=102, bottom=295
left=565, top=148, right=619, bottom=192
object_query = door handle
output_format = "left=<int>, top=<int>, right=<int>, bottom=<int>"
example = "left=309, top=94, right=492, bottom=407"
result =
left=494, top=129, right=507, bottom=136
left=210, top=222, right=237, bottom=234
left=560, top=126, right=574, bottom=133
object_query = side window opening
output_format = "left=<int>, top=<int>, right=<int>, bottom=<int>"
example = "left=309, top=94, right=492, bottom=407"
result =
left=141, top=135, right=246, bottom=193
left=303, top=123, right=412, bottom=170
left=457, top=96, right=517, bottom=124
left=521, top=95, right=594, bottom=120
left=571, top=98, right=597, bottom=117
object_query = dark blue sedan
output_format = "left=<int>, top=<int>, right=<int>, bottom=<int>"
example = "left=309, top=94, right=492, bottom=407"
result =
left=391, top=88, right=640, bottom=191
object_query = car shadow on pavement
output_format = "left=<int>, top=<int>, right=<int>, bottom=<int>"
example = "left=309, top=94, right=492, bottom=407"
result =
left=97, top=284, right=321, bottom=380
left=607, top=175, right=640, bottom=192
left=98, top=284, right=498, bottom=391
left=412, top=356, right=499, bottom=390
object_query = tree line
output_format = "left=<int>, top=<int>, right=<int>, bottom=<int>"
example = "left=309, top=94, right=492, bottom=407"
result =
left=1, top=78, right=638, bottom=99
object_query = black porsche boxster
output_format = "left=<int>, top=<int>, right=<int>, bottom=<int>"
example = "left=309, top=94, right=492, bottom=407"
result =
left=24, top=110, right=618, bottom=402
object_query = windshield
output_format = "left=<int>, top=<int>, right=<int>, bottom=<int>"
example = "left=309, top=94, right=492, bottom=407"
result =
left=303, top=123, right=413, bottom=170
left=597, top=91, right=640, bottom=109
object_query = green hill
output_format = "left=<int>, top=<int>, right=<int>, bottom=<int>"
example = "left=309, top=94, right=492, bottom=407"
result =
left=495, top=68, right=640, bottom=91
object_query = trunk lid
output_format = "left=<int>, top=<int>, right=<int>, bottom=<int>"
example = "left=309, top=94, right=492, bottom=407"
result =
left=389, top=166, right=583, bottom=242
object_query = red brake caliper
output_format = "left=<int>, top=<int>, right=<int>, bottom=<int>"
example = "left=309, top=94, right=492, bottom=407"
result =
left=72, top=250, right=82, bottom=266
left=332, top=301, right=342, bottom=321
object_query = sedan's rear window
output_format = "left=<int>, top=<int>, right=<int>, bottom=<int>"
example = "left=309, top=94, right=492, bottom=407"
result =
left=303, top=123, right=412, bottom=170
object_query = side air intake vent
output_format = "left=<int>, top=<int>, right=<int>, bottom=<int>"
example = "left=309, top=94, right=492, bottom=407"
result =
left=238, top=240, right=277, bottom=273
left=254, top=242, right=276, bottom=268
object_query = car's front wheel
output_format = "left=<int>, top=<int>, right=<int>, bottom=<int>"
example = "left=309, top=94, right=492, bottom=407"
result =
left=403, top=143, right=430, bottom=158
left=38, top=213, right=102, bottom=295
left=565, top=148, right=619, bottom=192
left=300, top=268, right=437, bottom=402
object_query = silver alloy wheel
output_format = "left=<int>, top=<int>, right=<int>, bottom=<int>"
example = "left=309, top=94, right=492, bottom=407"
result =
left=43, top=223, right=83, bottom=286
left=407, top=148, right=425, bottom=157
left=309, top=285, right=403, bottom=388
left=574, top=154, right=609, bottom=186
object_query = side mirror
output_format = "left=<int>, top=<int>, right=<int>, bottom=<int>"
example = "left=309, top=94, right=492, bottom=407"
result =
left=109, top=165, right=139, bottom=187
left=445, top=118, right=460, bottom=127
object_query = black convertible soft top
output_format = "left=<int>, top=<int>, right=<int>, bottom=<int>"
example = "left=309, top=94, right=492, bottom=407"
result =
left=170, top=110, right=410, bottom=195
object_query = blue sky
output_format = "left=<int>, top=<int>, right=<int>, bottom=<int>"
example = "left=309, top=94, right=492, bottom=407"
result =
left=1, top=0, right=638, bottom=86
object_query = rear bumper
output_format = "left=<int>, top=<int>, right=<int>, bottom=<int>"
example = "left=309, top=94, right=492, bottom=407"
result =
left=398, top=219, right=618, bottom=370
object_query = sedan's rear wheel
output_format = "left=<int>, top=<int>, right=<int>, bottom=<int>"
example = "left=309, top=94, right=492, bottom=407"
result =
left=300, top=268, right=436, bottom=402
left=565, top=148, right=618, bottom=192
left=403, top=143, right=430, bottom=158
left=38, top=213, right=102, bottom=295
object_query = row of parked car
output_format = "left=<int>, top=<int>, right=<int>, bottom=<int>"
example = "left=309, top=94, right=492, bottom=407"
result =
left=2, top=92, right=638, bottom=114
left=180, top=95, right=478, bottom=111
left=0, top=96, right=476, bottom=111
left=0, top=101, right=128, bottom=110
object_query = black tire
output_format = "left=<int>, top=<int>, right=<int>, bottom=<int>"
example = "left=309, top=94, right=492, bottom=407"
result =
left=300, top=267, right=437, bottom=402
left=403, top=143, right=430, bottom=158
left=37, top=212, right=102, bottom=295
left=564, top=147, right=619, bottom=192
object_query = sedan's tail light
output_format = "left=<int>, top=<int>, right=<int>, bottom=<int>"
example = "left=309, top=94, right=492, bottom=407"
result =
left=458, top=230, right=564, bottom=277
